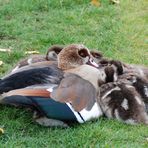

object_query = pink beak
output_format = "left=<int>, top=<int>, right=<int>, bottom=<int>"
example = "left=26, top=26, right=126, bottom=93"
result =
left=87, top=58, right=99, bottom=68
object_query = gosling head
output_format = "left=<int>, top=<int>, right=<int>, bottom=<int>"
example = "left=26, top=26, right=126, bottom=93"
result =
left=46, top=45, right=63, bottom=61
left=90, top=50, right=103, bottom=63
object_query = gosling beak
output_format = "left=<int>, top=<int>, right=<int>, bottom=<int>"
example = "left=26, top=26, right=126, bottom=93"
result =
left=87, top=58, right=99, bottom=68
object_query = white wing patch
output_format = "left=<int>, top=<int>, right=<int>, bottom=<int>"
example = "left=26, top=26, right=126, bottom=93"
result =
left=66, top=102, right=103, bottom=123
left=79, top=103, right=103, bottom=122
left=66, top=103, right=84, bottom=123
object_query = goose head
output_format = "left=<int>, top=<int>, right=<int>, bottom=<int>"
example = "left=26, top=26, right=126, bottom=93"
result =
left=58, top=44, right=98, bottom=70
left=46, top=45, right=103, bottom=64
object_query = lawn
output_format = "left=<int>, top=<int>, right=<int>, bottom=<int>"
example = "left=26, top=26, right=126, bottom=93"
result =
left=0, top=0, right=148, bottom=147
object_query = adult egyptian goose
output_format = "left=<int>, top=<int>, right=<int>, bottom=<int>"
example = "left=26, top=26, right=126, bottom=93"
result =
left=0, top=64, right=119, bottom=127
left=0, top=44, right=99, bottom=94
left=0, top=45, right=120, bottom=127
left=99, top=73, right=148, bottom=125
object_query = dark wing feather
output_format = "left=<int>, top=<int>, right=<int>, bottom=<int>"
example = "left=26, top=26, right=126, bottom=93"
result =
left=3, top=61, right=57, bottom=78
left=0, top=66, right=63, bottom=94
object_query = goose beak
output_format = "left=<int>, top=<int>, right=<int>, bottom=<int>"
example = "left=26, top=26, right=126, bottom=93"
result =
left=87, top=58, right=99, bottom=68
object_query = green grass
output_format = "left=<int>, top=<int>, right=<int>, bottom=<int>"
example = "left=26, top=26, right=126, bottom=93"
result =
left=0, top=0, right=148, bottom=147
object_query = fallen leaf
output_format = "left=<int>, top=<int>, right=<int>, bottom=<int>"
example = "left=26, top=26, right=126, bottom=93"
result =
left=25, top=51, right=40, bottom=55
left=110, top=0, right=120, bottom=4
left=0, top=61, right=3, bottom=66
left=0, top=128, right=4, bottom=134
left=91, top=0, right=101, bottom=7
left=0, top=48, right=11, bottom=53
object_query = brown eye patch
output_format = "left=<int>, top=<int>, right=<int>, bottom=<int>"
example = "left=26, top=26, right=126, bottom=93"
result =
left=78, top=49, right=89, bottom=58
